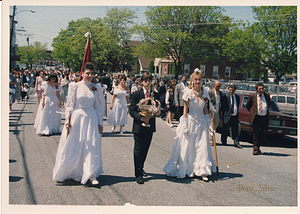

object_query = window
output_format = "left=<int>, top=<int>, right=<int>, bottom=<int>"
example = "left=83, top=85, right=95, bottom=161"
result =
left=243, top=72, right=248, bottom=79
left=225, top=67, right=231, bottom=77
left=215, top=50, right=220, bottom=58
left=213, top=66, right=218, bottom=77
left=184, top=64, right=190, bottom=75
left=235, top=68, right=238, bottom=77
left=168, top=65, right=173, bottom=74
left=200, top=65, right=205, bottom=76
left=241, top=96, right=248, bottom=109
left=164, top=64, right=167, bottom=74
left=277, top=96, right=286, bottom=103
left=270, top=100, right=280, bottom=112
left=287, top=97, right=296, bottom=104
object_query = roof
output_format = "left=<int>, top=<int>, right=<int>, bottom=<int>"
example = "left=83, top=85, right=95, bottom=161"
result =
left=127, top=41, right=154, bottom=70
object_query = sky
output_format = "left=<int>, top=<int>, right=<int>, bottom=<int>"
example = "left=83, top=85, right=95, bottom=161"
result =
left=10, top=6, right=256, bottom=51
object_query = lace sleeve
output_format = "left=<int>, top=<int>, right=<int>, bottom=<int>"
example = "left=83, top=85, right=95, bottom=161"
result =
left=94, top=83, right=104, bottom=126
left=65, top=82, right=77, bottom=122
left=182, top=88, right=194, bottom=101
left=203, top=87, right=215, bottom=112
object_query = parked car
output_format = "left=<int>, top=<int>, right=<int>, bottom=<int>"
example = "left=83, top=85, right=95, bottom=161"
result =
left=271, top=94, right=297, bottom=116
left=220, top=82, right=269, bottom=94
left=218, top=92, right=297, bottom=139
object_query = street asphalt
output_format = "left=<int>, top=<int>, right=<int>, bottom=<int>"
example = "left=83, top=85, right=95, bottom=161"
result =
left=7, top=87, right=298, bottom=213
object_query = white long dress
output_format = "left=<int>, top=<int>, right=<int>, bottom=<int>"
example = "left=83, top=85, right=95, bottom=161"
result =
left=163, top=87, right=216, bottom=178
left=107, top=88, right=129, bottom=126
left=52, top=81, right=104, bottom=184
left=34, top=81, right=62, bottom=135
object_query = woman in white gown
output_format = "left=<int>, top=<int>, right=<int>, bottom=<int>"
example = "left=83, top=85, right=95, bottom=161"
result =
left=34, top=74, right=62, bottom=135
left=53, top=62, right=104, bottom=186
left=163, top=69, right=216, bottom=181
left=107, top=75, right=130, bottom=134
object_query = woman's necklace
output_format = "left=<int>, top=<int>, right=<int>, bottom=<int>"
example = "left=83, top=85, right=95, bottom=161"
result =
left=192, top=88, right=203, bottom=103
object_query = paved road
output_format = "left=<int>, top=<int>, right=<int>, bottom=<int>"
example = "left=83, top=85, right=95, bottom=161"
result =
left=8, top=88, right=297, bottom=210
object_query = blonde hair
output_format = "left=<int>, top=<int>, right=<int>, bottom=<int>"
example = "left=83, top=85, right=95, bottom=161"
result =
left=188, top=70, right=203, bottom=89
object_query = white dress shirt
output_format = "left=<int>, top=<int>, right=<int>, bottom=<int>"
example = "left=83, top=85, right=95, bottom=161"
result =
left=143, top=88, right=151, bottom=98
left=231, top=94, right=238, bottom=116
left=214, top=88, right=220, bottom=112
left=256, top=92, right=268, bottom=116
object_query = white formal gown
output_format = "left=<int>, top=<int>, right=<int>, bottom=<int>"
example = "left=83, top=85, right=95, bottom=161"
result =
left=107, top=88, right=129, bottom=126
left=34, top=81, right=61, bottom=135
left=52, top=81, right=104, bottom=184
left=163, top=87, right=216, bottom=178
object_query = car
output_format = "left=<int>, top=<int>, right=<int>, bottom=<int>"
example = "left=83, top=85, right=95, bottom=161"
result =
left=271, top=94, right=297, bottom=116
left=218, top=92, right=297, bottom=140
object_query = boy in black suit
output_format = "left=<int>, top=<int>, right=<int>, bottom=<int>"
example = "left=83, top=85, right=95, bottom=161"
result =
left=129, top=72, right=160, bottom=184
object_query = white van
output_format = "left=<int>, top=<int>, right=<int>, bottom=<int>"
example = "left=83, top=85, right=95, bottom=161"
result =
left=271, top=94, right=297, bottom=116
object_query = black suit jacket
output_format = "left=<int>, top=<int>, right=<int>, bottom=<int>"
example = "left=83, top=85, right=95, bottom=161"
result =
left=129, top=89, right=157, bottom=133
left=220, top=93, right=240, bottom=124
left=158, top=84, right=167, bottom=106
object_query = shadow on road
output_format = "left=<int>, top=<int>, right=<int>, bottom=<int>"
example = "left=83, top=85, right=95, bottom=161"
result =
left=9, top=176, right=23, bottom=182
left=209, top=172, right=243, bottom=182
left=102, top=132, right=133, bottom=138
left=259, top=152, right=291, bottom=157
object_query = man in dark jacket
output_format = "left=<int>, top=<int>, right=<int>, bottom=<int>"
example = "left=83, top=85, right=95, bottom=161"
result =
left=158, top=78, right=170, bottom=119
left=246, top=82, right=271, bottom=155
left=220, top=85, right=242, bottom=148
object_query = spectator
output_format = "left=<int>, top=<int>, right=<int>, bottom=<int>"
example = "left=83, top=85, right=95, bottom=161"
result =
left=174, top=75, right=188, bottom=121
left=220, top=85, right=242, bottom=148
left=158, top=78, right=170, bottom=120
left=246, top=82, right=271, bottom=155
left=165, top=82, right=176, bottom=127
left=9, top=71, right=17, bottom=111
left=208, top=81, right=222, bottom=146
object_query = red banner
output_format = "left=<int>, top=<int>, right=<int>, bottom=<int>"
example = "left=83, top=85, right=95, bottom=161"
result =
left=79, top=31, right=92, bottom=82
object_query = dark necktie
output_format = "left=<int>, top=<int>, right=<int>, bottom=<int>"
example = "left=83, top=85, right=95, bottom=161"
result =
left=146, top=91, right=149, bottom=98
left=231, top=95, right=234, bottom=114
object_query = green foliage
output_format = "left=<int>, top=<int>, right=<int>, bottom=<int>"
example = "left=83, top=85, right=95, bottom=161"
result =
left=134, top=6, right=229, bottom=80
left=51, top=8, right=138, bottom=73
left=103, top=7, right=138, bottom=41
left=148, top=60, right=155, bottom=73
left=223, top=6, right=297, bottom=83
left=17, top=42, right=48, bottom=68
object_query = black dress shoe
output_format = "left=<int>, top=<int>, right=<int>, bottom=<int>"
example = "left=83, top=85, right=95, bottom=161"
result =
left=136, top=176, right=144, bottom=184
left=142, top=170, right=148, bottom=177
left=234, top=144, right=242, bottom=149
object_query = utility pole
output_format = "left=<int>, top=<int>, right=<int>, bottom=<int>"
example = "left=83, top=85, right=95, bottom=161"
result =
left=10, top=5, right=16, bottom=71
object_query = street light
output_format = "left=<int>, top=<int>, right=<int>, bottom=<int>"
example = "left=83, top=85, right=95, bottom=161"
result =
left=15, top=9, right=35, bottom=15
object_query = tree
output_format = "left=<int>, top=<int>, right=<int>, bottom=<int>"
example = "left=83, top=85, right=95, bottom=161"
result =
left=17, top=42, right=48, bottom=69
left=223, top=6, right=297, bottom=83
left=134, top=6, right=227, bottom=80
left=148, top=60, right=155, bottom=73
left=52, top=8, right=138, bottom=73
left=103, top=7, right=138, bottom=42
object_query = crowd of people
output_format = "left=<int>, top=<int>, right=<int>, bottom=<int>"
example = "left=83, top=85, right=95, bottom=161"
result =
left=9, top=64, right=271, bottom=186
